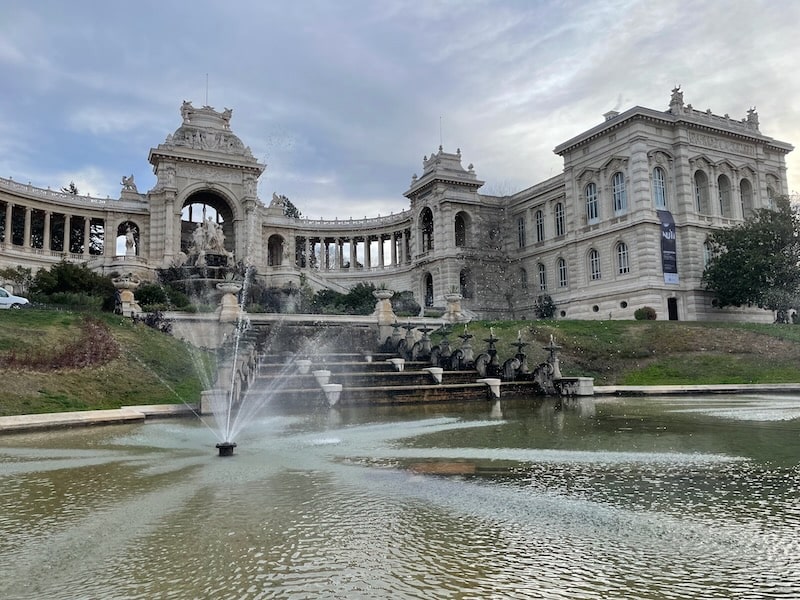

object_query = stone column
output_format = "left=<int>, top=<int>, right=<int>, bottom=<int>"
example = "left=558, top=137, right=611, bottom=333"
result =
left=401, top=229, right=408, bottom=264
left=378, top=234, right=385, bottom=268
left=63, top=214, right=71, bottom=254
left=364, top=235, right=372, bottom=269
left=3, top=202, right=12, bottom=248
left=83, top=217, right=91, bottom=256
left=349, top=237, right=356, bottom=269
left=23, top=207, right=31, bottom=248
left=43, top=211, right=51, bottom=252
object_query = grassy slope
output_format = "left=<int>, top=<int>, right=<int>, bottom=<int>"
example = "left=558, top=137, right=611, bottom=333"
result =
left=2, top=312, right=799, bottom=416
left=0, top=310, right=211, bottom=416
left=457, top=320, right=800, bottom=386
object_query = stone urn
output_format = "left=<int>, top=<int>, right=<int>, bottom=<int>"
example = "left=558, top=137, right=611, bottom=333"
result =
left=373, top=288, right=396, bottom=326
left=112, top=274, right=141, bottom=317
left=216, top=280, right=243, bottom=322
left=444, top=292, right=464, bottom=322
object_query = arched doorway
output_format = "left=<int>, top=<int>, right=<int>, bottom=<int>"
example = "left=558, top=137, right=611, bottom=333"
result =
left=423, top=272, right=434, bottom=307
left=181, top=190, right=235, bottom=257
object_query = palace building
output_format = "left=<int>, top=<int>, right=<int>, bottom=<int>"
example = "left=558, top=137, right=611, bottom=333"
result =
left=0, top=88, right=793, bottom=321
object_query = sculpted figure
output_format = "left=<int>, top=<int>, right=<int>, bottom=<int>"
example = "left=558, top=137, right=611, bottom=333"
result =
left=121, top=174, right=137, bottom=192
left=181, top=100, right=193, bottom=123
left=221, top=108, right=232, bottom=128
left=747, top=107, right=759, bottom=129
left=125, top=226, right=135, bottom=255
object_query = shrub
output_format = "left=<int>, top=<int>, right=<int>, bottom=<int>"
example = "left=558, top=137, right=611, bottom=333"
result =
left=534, top=294, right=557, bottom=319
left=634, top=306, right=657, bottom=320
left=31, top=261, right=116, bottom=310
left=392, top=291, right=420, bottom=317
left=136, top=284, right=169, bottom=308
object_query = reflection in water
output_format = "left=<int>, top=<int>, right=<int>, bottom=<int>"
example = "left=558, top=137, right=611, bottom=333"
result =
left=1, top=396, right=799, bottom=599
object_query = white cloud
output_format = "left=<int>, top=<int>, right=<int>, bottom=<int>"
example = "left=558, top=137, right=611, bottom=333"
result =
left=2, top=0, right=799, bottom=209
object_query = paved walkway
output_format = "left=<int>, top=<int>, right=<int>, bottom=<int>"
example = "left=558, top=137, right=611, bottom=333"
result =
left=0, top=404, right=198, bottom=434
left=593, top=383, right=800, bottom=396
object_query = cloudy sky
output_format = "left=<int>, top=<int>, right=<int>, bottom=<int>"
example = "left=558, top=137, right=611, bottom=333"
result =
left=1, top=0, right=798, bottom=219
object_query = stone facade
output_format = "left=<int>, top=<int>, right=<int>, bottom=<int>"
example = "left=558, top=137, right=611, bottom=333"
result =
left=0, top=90, right=793, bottom=321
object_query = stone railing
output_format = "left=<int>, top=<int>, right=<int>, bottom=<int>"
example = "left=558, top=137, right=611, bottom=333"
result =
left=287, top=210, right=413, bottom=230
left=0, top=176, right=147, bottom=210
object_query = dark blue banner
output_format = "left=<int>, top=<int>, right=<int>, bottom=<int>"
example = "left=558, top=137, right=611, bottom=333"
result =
left=658, top=210, right=678, bottom=284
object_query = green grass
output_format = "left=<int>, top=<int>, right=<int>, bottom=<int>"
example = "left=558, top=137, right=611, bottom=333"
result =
left=436, top=319, right=800, bottom=386
left=3, top=312, right=800, bottom=416
left=0, top=310, right=212, bottom=416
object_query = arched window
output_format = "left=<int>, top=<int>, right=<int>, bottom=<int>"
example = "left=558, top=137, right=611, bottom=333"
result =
left=420, top=208, right=434, bottom=253
left=537, top=263, right=547, bottom=291
left=767, top=186, right=776, bottom=209
left=694, top=170, right=710, bottom=214
left=517, top=216, right=526, bottom=248
left=703, top=241, right=713, bottom=267
left=519, top=267, right=528, bottom=289
left=558, top=258, right=568, bottom=288
left=718, top=175, right=732, bottom=217
left=554, top=202, right=565, bottom=237
left=740, top=179, right=754, bottom=218
left=589, top=249, right=601, bottom=281
left=612, top=172, right=627, bottom=214
left=454, top=212, right=468, bottom=247
left=652, top=167, right=667, bottom=209
left=267, top=234, right=284, bottom=266
left=616, top=242, right=630, bottom=274
left=585, top=182, right=599, bottom=223
left=535, top=210, right=545, bottom=242
left=424, top=272, right=434, bottom=307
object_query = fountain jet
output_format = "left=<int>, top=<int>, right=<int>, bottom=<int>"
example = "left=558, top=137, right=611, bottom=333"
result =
left=216, top=441, right=237, bottom=457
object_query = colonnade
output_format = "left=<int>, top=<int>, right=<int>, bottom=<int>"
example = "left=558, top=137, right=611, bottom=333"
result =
left=0, top=201, right=104, bottom=258
left=293, top=228, right=412, bottom=271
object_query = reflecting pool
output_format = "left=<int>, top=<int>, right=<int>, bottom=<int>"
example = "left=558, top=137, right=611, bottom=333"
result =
left=1, top=395, right=799, bottom=599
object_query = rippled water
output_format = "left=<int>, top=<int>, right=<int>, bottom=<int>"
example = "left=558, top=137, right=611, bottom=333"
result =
left=1, top=395, right=799, bottom=599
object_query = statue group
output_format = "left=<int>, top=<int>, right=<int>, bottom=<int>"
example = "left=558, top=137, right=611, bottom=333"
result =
left=190, top=217, right=233, bottom=266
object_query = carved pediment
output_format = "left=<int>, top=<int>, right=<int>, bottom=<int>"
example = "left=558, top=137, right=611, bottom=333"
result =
left=600, top=155, right=629, bottom=173
left=714, top=159, right=737, bottom=174
left=576, top=168, right=599, bottom=184
left=648, top=149, right=673, bottom=165
left=688, top=154, right=713, bottom=170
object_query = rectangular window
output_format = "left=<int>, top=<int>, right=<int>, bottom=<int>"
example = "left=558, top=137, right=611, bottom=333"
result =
left=555, top=203, right=565, bottom=237
left=586, top=183, right=599, bottom=223
left=535, top=210, right=544, bottom=242
left=517, top=217, right=525, bottom=248
left=612, top=172, right=627, bottom=214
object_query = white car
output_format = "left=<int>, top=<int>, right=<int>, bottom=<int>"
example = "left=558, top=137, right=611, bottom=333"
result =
left=0, top=288, right=30, bottom=309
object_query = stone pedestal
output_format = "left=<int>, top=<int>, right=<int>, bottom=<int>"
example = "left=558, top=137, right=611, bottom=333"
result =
left=216, top=281, right=242, bottom=322
left=373, top=289, right=397, bottom=341
left=112, top=274, right=142, bottom=317
left=444, top=293, right=464, bottom=322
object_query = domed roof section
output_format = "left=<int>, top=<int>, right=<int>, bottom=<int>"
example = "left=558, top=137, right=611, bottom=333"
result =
left=155, top=101, right=256, bottom=161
